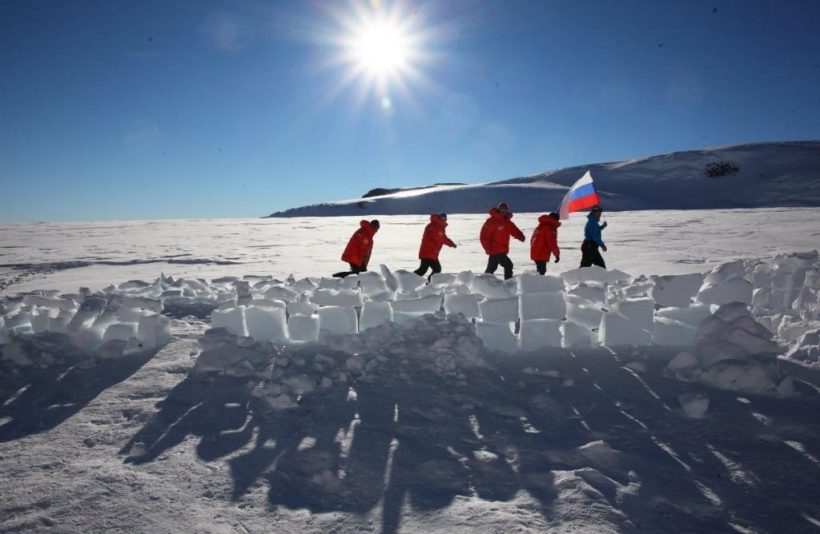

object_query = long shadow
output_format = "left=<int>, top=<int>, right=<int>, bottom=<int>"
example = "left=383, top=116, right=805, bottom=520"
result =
left=494, top=348, right=740, bottom=532
left=374, top=370, right=488, bottom=533
left=261, top=385, right=392, bottom=514
left=569, top=346, right=820, bottom=532
left=116, top=334, right=820, bottom=533
left=226, top=361, right=561, bottom=533
left=250, top=368, right=487, bottom=531
left=120, top=373, right=255, bottom=463
left=0, top=333, right=157, bottom=442
left=133, top=340, right=820, bottom=532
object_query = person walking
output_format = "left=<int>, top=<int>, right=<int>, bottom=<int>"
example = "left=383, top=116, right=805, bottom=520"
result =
left=530, top=212, right=561, bottom=275
left=333, top=219, right=380, bottom=278
left=414, top=213, right=457, bottom=279
left=480, top=202, right=525, bottom=279
left=580, top=205, right=607, bottom=268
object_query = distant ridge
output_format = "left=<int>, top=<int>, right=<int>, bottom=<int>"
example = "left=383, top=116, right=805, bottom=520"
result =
left=268, top=141, right=820, bottom=217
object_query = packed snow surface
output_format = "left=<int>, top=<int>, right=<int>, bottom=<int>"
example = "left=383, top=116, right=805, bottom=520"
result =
left=2, top=209, right=820, bottom=533
left=3, top=208, right=820, bottom=294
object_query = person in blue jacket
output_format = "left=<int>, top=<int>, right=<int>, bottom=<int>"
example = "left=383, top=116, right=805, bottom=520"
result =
left=580, top=205, right=608, bottom=268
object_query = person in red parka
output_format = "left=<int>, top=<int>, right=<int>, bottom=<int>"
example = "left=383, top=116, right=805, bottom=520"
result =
left=333, top=219, right=380, bottom=278
left=530, top=212, right=561, bottom=275
left=480, top=202, right=525, bottom=279
left=414, top=213, right=457, bottom=280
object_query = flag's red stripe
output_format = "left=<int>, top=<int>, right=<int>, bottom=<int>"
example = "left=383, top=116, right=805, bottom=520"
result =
left=567, top=193, right=600, bottom=213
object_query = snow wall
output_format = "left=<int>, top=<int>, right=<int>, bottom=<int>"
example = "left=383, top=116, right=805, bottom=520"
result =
left=1, top=251, right=818, bottom=394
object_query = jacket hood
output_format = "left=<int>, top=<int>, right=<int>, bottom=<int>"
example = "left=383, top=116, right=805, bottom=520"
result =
left=539, top=215, right=561, bottom=227
left=430, top=213, right=447, bottom=226
left=360, top=220, right=378, bottom=234
left=489, top=208, right=513, bottom=220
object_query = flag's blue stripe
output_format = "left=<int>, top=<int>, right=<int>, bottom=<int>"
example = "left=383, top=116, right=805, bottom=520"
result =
left=569, top=182, right=596, bottom=200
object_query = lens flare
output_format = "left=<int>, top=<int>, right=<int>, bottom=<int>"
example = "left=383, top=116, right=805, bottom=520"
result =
left=305, top=2, right=448, bottom=117
left=353, top=21, right=408, bottom=75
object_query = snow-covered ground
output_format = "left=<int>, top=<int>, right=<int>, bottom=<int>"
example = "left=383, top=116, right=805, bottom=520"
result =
left=3, top=208, right=820, bottom=294
left=2, top=209, right=820, bottom=533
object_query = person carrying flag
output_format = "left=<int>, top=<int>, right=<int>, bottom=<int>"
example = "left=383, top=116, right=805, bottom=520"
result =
left=557, top=170, right=609, bottom=269
left=333, top=219, right=380, bottom=278
left=414, top=213, right=457, bottom=280
left=580, top=205, right=607, bottom=268
left=480, top=202, right=525, bottom=279
left=530, top=212, right=561, bottom=275
left=559, top=170, right=600, bottom=220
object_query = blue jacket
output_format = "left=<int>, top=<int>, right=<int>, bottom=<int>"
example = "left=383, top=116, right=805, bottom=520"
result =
left=584, top=214, right=605, bottom=247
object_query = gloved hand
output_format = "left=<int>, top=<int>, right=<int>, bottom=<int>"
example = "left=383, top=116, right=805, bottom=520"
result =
left=601, top=221, right=608, bottom=229
left=554, top=256, right=560, bottom=263
left=518, top=236, right=525, bottom=242
left=601, top=245, right=608, bottom=252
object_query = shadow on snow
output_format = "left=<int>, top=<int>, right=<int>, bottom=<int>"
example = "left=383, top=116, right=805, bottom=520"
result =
left=120, top=345, right=820, bottom=533
left=0, top=333, right=158, bottom=442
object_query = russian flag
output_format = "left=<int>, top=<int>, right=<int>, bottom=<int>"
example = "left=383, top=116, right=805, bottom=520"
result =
left=559, top=171, right=600, bottom=220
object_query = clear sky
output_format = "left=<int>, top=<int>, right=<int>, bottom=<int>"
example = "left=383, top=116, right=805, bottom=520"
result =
left=2, top=0, right=819, bottom=222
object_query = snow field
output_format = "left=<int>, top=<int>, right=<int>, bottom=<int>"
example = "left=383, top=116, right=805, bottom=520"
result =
left=1, top=251, right=818, bottom=395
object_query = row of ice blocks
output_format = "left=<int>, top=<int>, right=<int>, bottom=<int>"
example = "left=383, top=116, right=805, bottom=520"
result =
left=212, top=299, right=434, bottom=342
left=0, top=295, right=171, bottom=351
left=213, top=293, right=711, bottom=351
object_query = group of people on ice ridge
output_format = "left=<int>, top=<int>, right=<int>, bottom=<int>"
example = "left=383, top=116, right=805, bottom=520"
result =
left=333, top=203, right=607, bottom=279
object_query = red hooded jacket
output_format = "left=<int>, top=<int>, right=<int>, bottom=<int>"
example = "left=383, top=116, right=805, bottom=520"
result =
left=480, top=208, right=525, bottom=255
left=418, top=214, right=456, bottom=260
left=341, top=220, right=378, bottom=267
left=530, top=215, right=561, bottom=261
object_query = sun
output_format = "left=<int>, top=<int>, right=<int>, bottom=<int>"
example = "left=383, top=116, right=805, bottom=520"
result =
left=352, top=20, right=409, bottom=76
left=309, top=2, right=444, bottom=114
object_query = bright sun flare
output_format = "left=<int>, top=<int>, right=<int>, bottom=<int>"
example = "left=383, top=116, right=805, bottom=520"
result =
left=324, top=4, right=433, bottom=110
left=352, top=21, right=409, bottom=76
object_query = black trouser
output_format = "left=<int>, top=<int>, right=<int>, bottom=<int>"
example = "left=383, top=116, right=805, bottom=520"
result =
left=332, top=262, right=366, bottom=278
left=535, top=260, right=547, bottom=275
left=414, top=258, right=441, bottom=279
left=485, top=254, right=514, bottom=279
left=580, top=240, right=606, bottom=269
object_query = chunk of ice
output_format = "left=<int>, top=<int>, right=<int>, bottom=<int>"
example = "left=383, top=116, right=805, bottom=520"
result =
left=476, top=320, right=517, bottom=353
left=651, top=273, right=703, bottom=308
left=518, top=319, right=562, bottom=350
left=245, top=305, right=288, bottom=341
left=391, top=294, right=442, bottom=315
left=697, top=279, right=753, bottom=306
left=561, top=321, right=594, bottom=348
left=599, top=311, right=651, bottom=346
left=678, top=392, right=709, bottom=418
left=287, top=313, right=319, bottom=342
left=211, top=307, right=248, bottom=337
left=443, top=293, right=480, bottom=319
left=479, top=297, right=519, bottom=323
left=519, top=291, right=566, bottom=321
left=360, top=301, right=393, bottom=331
left=317, top=306, right=358, bottom=336
left=517, top=273, right=564, bottom=294
left=653, top=317, right=698, bottom=346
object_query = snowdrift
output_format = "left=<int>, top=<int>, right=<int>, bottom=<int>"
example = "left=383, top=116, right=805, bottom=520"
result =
left=2, top=251, right=818, bottom=398
left=269, top=141, right=820, bottom=217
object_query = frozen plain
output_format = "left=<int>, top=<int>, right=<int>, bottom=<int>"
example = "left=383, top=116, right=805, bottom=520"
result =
left=3, top=207, right=820, bottom=295
left=1, top=208, right=820, bottom=534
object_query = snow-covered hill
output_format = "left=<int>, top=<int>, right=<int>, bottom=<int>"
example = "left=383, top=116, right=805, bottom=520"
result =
left=268, top=141, right=820, bottom=217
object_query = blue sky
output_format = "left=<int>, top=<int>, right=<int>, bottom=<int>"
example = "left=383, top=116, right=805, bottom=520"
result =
left=2, top=0, right=819, bottom=222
